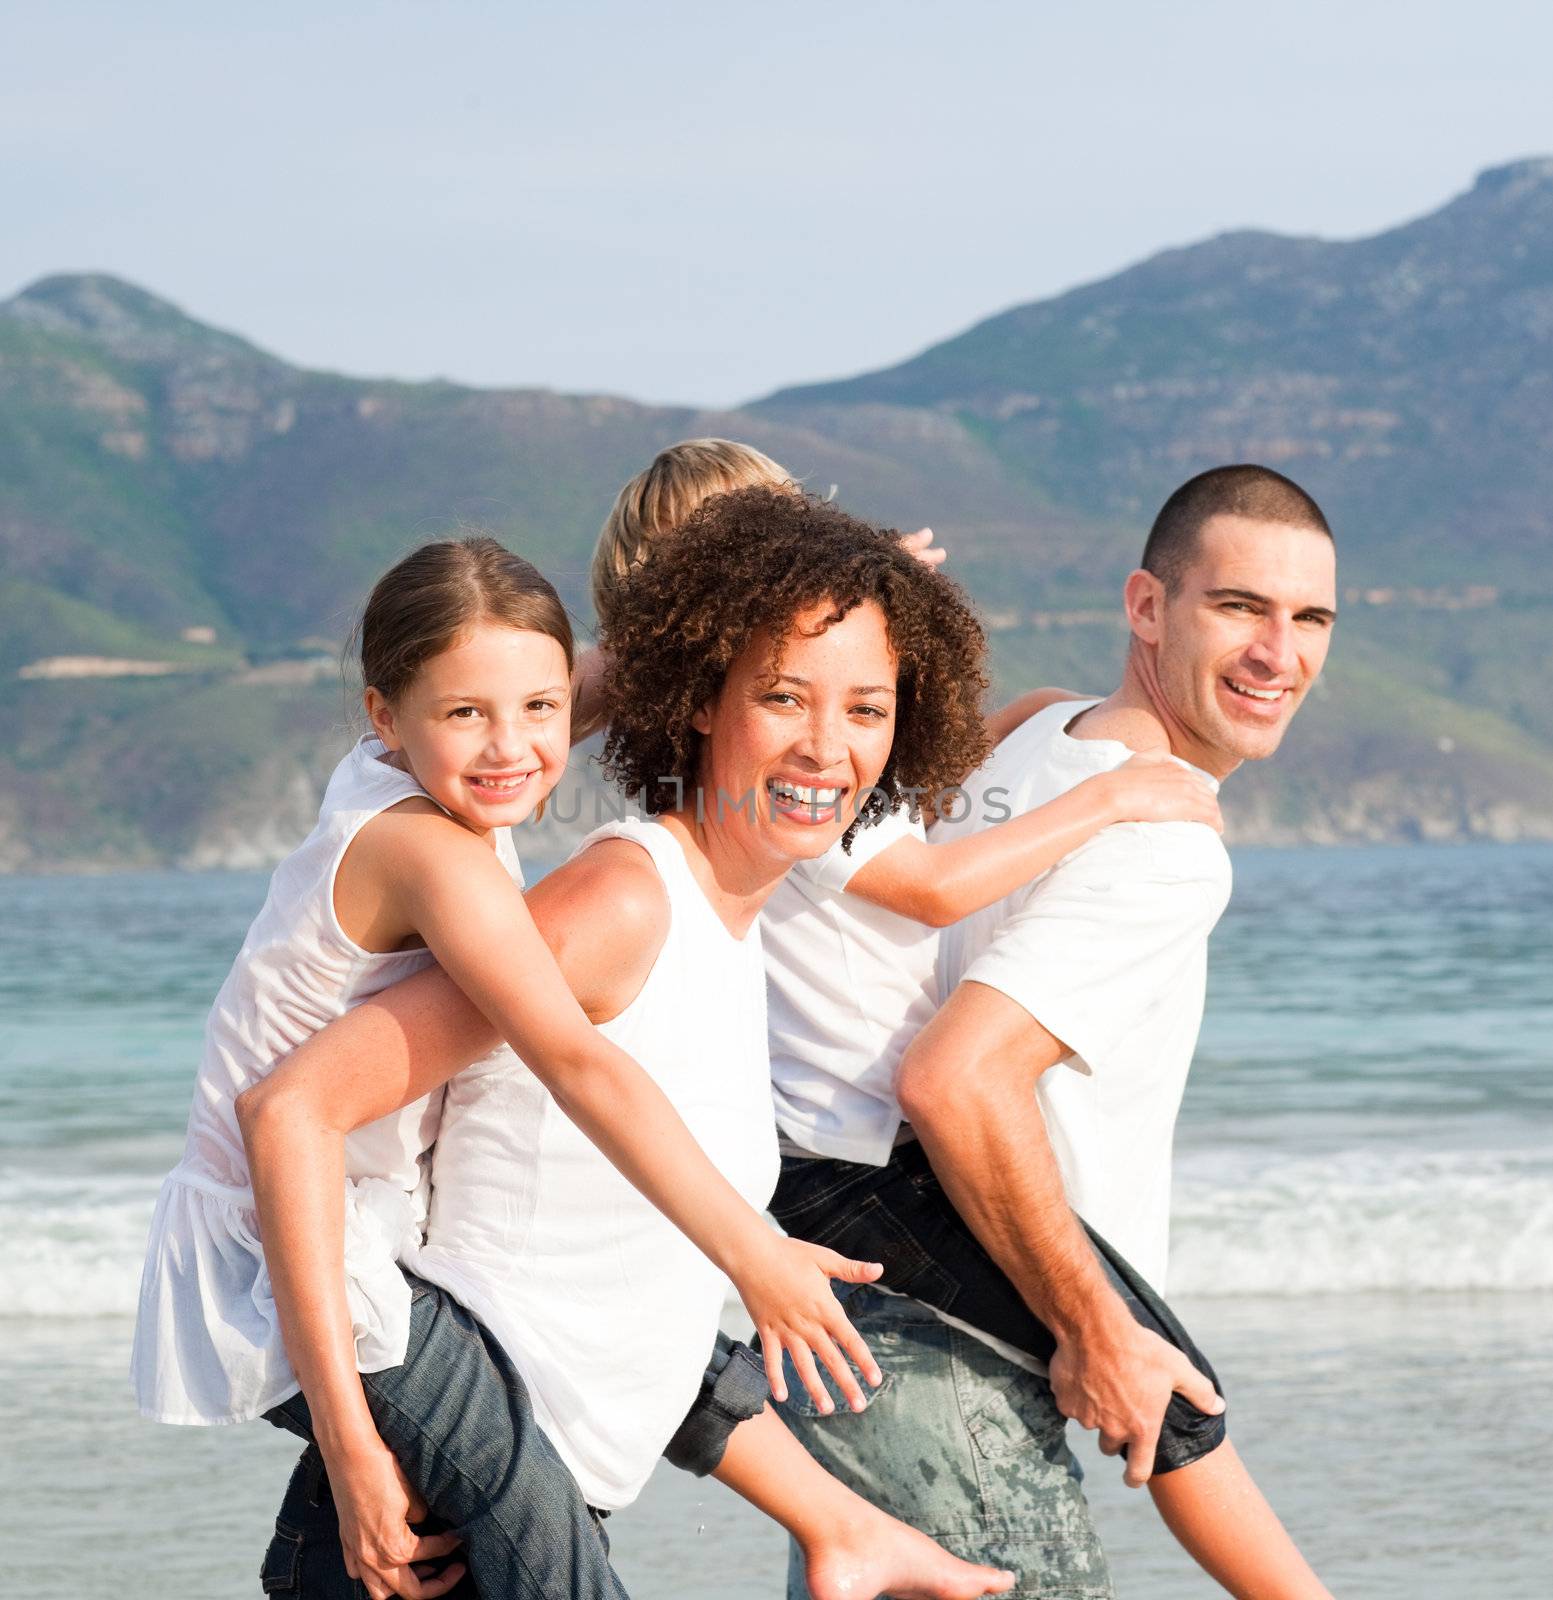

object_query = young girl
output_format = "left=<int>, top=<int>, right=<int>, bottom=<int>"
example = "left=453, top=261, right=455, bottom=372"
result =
left=133, top=536, right=1010, bottom=1600
left=588, top=451, right=1331, bottom=1598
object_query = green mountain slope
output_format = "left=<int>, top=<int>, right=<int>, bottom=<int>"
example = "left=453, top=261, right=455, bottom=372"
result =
left=3, top=163, right=1552, bottom=870
left=759, top=158, right=1553, bottom=595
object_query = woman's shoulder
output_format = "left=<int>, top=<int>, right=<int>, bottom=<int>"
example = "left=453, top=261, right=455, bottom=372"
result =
left=534, top=836, right=668, bottom=941
left=525, top=838, right=670, bottom=1022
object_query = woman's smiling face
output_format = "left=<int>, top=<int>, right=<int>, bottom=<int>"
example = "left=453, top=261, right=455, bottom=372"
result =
left=692, top=598, right=899, bottom=868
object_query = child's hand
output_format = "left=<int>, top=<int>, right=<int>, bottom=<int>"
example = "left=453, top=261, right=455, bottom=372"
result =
left=734, top=1236, right=885, bottom=1413
left=898, top=527, right=947, bottom=567
left=1103, top=753, right=1223, bottom=834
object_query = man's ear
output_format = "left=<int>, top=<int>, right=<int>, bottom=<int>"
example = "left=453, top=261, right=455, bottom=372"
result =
left=364, top=687, right=401, bottom=751
left=1123, top=568, right=1166, bottom=647
left=690, top=702, right=713, bottom=737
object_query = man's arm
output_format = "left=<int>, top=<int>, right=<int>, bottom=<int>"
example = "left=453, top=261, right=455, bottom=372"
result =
left=894, top=979, right=1221, bottom=1486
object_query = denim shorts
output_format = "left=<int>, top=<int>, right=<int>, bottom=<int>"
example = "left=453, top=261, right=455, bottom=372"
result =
left=262, top=1273, right=626, bottom=1600
left=770, top=1139, right=1227, bottom=1475
left=776, top=1285, right=1115, bottom=1600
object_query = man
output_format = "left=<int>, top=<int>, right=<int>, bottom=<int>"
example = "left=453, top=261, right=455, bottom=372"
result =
left=768, top=465, right=1338, bottom=1595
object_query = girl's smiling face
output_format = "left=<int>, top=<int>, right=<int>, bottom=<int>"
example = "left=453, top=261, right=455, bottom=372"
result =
left=365, top=621, right=572, bottom=837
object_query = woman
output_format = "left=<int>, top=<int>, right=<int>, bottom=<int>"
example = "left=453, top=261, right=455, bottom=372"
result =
left=240, top=491, right=1013, bottom=1599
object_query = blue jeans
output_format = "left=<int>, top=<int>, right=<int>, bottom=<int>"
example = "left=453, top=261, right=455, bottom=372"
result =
left=769, top=1140, right=1226, bottom=1474
left=261, top=1274, right=770, bottom=1598
left=776, top=1287, right=1114, bottom=1600
left=263, top=1273, right=626, bottom=1600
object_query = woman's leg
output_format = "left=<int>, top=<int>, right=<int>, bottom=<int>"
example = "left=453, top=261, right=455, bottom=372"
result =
left=770, top=1145, right=1331, bottom=1600
left=712, top=1403, right=1014, bottom=1600
left=267, top=1274, right=627, bottom=1600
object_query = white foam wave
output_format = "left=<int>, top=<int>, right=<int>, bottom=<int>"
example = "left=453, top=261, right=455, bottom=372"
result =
left=4, top=1146, right=1552, bottom=1318
left=0, top=1171, right=158, bottom=1317
left=1168, top=1147, right=1553, bottom=1295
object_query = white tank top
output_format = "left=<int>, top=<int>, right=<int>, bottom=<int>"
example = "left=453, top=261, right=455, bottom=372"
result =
left=132, top=736, right=523, bottom=1424
left=407, top=816, right=780, bottom=1511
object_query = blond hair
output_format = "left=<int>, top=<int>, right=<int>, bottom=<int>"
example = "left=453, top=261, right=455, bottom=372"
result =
left=590, top=438, right=797, bottom=626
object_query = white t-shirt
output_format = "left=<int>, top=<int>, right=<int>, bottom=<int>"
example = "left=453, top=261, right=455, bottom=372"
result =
left=764, top=807, right=939, bottom=1166
left=132, top=737, right=523, bottom=1424
left=936, top=700, right=1231, bottom=1290
left=406, top=818, right=779, bottom=1511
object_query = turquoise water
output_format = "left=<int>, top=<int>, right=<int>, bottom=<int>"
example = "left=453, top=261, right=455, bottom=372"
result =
left=2, top=844, right=1551, bottom=1594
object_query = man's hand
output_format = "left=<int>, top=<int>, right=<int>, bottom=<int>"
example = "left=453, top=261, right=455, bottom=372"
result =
left=1048, top=1311, right=1223, bottom=1488
left=325, top=1434, right=466, bottom=1600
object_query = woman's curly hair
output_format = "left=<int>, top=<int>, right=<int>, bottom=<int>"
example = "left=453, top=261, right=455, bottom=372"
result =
left=599, top=487, right=991, bottom=826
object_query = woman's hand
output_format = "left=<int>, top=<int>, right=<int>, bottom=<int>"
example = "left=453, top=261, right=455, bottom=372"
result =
left=1100, top=753, right=1224, bottom=833
left=325, top=1434, right=467, bottom=1600
left=732, top=1236, right=886, bottom=1413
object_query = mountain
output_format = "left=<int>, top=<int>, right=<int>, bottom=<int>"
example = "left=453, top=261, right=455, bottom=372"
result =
left=758, top=157, right=1553, bottom=597
left=3, top=162, right=1553, bottom=871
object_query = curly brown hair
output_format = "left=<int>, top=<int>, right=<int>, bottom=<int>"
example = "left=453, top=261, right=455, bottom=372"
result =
left=599, top=488, right=991, bottom=826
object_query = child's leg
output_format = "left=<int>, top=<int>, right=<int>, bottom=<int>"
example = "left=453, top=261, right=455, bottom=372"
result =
left=711, top=1403, right=1015, bottom=1600
left=1148, top=1438, right=1329, bottom=1598
left=268, top=1274, right=628, bottom=1600
left=770, top=1145, right=1331, bottom=1600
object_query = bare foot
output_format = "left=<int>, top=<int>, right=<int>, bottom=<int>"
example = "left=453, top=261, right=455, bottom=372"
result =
left=801, top=1505, right=1015, bottom=1599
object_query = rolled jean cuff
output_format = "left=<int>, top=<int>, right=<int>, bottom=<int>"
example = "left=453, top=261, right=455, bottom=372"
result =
left=662, top=1335, right=770, bottom=1475
left=1147, top=1393, right=1228, bottom=1474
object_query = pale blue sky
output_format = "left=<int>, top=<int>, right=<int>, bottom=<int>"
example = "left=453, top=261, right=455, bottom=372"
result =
left=4, top=0, right=1550, bottom=405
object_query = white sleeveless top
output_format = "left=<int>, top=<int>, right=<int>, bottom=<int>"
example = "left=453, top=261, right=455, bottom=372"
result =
left=406, top=816, right=780, bottom=1510
left=132, top=735, right=523, bottom=1424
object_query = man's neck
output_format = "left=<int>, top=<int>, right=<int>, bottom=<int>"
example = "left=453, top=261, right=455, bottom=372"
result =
left=1071, top=651, right=1240, bottom=781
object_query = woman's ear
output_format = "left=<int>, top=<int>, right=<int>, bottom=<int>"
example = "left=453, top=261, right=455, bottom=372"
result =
left=690, top=703, right=713, bottom=736
left=364, top=687, right=401, bottom=751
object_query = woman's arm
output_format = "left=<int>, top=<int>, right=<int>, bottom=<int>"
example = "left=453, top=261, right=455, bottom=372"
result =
left=848, top=754, right=1222, bottom=928
left=240, top=1041, right=469, bottom=1600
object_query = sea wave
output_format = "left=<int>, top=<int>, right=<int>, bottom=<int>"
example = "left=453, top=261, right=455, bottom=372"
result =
left=4, top=1146, right=1552, bottom=1318
left=0, top=1171, right=161, bottom=1317
left=1169, top=1146, right=1553, bottom=1295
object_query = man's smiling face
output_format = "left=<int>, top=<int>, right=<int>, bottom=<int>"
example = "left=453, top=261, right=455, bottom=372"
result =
left=1139, top=513, right=1338, bottom=772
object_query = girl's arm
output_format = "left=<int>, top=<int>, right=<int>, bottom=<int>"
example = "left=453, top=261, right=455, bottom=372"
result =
left=849, top=753, right=1222, bottom=928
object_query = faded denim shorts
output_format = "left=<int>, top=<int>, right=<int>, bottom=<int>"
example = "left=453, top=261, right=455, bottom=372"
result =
left=776, top=1285, right=1114, bottom=1600
left=771, top=1141, right=1227, bottom=1476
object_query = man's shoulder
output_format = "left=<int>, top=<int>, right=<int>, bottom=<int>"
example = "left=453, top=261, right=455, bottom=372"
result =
left=1036, top=819, right=1230, bottom=919
left=956, top=699, right=1107, bottom=824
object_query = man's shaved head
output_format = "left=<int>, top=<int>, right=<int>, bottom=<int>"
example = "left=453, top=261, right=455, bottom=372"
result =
left=1142, top=465, right=1333, bottom=592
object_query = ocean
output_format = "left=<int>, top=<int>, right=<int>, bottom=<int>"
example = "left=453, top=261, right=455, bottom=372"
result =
left=2, top=843, right=1550, bottom=1596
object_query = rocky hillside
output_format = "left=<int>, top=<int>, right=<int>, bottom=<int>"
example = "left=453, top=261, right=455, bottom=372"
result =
left=3, top=161, right=1552, bottom=870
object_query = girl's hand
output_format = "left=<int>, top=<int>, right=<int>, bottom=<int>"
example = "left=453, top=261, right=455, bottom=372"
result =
left=734, top=1236, right=886, bottom=1414
left=1102, top=753, right=1224, bottom=833
left=326, top=1435, right=467, bottom=1600
left=898, top=527, right=948, bottom=567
